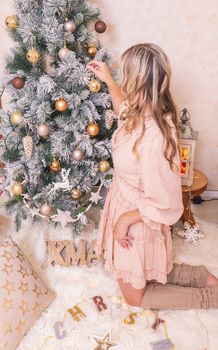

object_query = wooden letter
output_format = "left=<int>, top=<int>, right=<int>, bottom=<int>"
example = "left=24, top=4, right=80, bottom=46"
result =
left=68, top=306, right=86, bottom=321
left=93, top=296, right=107, bottom=312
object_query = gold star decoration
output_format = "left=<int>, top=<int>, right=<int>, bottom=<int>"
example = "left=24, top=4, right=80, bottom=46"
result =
left=18, top=281, right=29, bottom=294
left=18, top=265, right=29, bottom=279
left=91, top=332, right=118, bottom=350
left=1, top=263, right=13, bottom=275
left=1, top=298, right=13, bottom=312
left=1, top=250, right=14, bottom=262
left=31, top=270, right=38, bottom=279
left=1, top=240, right=12, bottom=248
left=2, top=321, right=13, bottom=336
left=16, top=251, right=25, bottom=263
left=19, top=299, right=29, bottom=315
left=32, top=301, right=42, bottom=313
left=32, top=283, right=42, bottom=298
left=2, top=280, right=15, bottom=295
left=16, top=320, right=26, bottom=333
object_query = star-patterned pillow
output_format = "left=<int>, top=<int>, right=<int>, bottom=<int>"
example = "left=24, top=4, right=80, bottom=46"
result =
left=0, top=237, right=56, bottom=350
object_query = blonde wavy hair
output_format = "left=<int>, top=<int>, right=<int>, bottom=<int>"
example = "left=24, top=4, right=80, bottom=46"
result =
left=120, top=43, right=179, bottom=172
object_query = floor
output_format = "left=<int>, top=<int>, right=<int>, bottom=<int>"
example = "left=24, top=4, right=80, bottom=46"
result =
left=1, top=199, right=218, bottom=350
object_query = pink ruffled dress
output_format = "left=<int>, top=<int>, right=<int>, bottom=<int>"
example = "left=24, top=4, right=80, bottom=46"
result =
left=97, top=111, right=184, bottom=289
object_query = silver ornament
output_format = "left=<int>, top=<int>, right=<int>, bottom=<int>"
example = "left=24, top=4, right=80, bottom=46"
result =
left=37, top=124, right=49, bottom=138
left=72, top=149, right=84, bottom=161
left=63, top=20, right=76, bottom=33
left=58, top=47, right=70, bottom=60
left=40, top=203, right=52, bottom=216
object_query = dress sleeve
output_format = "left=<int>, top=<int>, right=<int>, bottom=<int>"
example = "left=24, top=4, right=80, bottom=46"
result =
left=136, top=121, right=184, bottom=229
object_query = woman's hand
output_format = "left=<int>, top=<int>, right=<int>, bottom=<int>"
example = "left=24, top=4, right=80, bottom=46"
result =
left=113, top=214, right=134, bottom=249
left=86, top=60, right=115, bottom=87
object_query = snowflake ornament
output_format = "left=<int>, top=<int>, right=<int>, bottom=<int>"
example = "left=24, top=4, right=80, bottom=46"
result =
left=176, top=221, right=204, bottom=244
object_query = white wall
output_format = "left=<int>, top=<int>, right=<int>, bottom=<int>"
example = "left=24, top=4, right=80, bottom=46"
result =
left=1, top=0, right=218, bottom=190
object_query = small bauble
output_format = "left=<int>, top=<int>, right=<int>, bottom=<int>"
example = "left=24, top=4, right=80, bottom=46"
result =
left=10, top=111, right=23, bottom=125
left=71, top=188, right=81, bottom=200
left=98, top=160, right=110, bottom=173
left=86, top=122, right=100, bottom=137
left=94, top=20, right=107, bottom=34
left=0, top=162, right=6, bottom=169
left=87, top=46, right=97, bottom=58
left=88, top=79, right=101, bottom=93
left=72, top=148, right=84, bottom=161
left=11, top=182, right=23, bottom=196
left=64, top=19, right=76, bottom=33
left=55, top=97, right=68, bottom=112
left=58, top=47, right=70, bottom=60
left=27, top=48, right=41, bottom=64
left=40, top=203, right=52, bottom=217
left=5, top=15, right=19, bottom=30
left=50, top=160, right=61, bottom=172
left=12, top=76, right=25, bottom=89
left=37, top=124, right=49, bottom=138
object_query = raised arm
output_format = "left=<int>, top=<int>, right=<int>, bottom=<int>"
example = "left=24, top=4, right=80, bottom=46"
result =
left=86, top=60, right=125, bottom=115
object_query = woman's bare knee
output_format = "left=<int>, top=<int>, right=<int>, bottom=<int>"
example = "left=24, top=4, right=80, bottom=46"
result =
left=118, top=279, right=146, bottom=306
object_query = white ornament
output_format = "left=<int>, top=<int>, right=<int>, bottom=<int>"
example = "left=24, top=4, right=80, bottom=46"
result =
left=176, top=222, right=204, bottom=244
left=47, top=169, right=71, bottom=195
left=29, top=207, right=41, bottom=217
left=23, top=135, right=33, bottom=159
left=90, top=191, right=102, bottom=204
left=51, top=209, right=75, bottom=228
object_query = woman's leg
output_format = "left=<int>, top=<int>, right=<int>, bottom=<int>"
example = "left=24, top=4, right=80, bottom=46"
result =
left=118, top=279, right=145, bottom=306
left=141, top=283, right=218, bottom=310
left=167, top=263, right=218, bottom=288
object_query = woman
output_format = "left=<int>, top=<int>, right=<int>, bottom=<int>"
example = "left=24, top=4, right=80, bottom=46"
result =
left=87, top=43, right=218, bottom=309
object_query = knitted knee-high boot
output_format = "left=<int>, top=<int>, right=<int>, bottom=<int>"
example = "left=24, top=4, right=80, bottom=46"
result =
left=167, top=263, right=209, bottom=288
left=141, top=284, right=218, bottom=310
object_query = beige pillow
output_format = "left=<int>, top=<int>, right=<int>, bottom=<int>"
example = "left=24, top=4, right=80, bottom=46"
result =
left=0, top=236, right=55, bottom=350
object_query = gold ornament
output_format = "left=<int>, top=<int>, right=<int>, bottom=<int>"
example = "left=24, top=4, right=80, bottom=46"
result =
left=23, top=135, right=33, bottom=159
left=87, top=46, right=97, bottom=58
left=5, top=15, right=19, bottom=30
left=27, top=48, right=41, bottom=64
left=10, top=111, right=23, bottom=125
left=50, top=160, right=61, bottom=172
left=86, top=122, right=100, bottom=137
left=91, top=332, right=118, bottom=350
left=98, top=160, right=110, bottom=173
left=88, top=79, right=101, bottom=93
left=11, top=182, right=23, bottom=196
left=71, top=188, right=81, bottom=200
left=55, top=98, right=69, bottom=112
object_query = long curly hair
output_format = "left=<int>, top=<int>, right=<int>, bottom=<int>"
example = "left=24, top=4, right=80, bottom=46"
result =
left=120, top=43, right=179, bottom=172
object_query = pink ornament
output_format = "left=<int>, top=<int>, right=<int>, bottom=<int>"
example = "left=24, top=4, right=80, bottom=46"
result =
left=72, top=149, right=84, bottom=161
left=58, top=47, right=70, bottom=60
left=63, top=20, right=76, bottom=33
left=37, top=124, right=49, bottom=138
left=40, top=203, right=52, bottom=217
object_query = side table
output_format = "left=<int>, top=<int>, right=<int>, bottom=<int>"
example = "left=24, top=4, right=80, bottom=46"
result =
left=182, top=169, right=208, bottom=224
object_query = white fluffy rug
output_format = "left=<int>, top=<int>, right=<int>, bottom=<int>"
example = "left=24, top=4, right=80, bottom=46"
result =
left=2, top=209, right=218, bottom=350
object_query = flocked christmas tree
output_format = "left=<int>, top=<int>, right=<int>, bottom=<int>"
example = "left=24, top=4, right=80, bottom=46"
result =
left=0, top=0, right=116, bottom=233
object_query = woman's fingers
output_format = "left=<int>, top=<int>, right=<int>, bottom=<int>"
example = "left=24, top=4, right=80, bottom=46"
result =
left=117, top=236, right=134, bottom=249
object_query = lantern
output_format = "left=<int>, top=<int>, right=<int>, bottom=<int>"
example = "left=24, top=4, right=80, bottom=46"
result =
left=178, top=108, right=198, bottom=186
